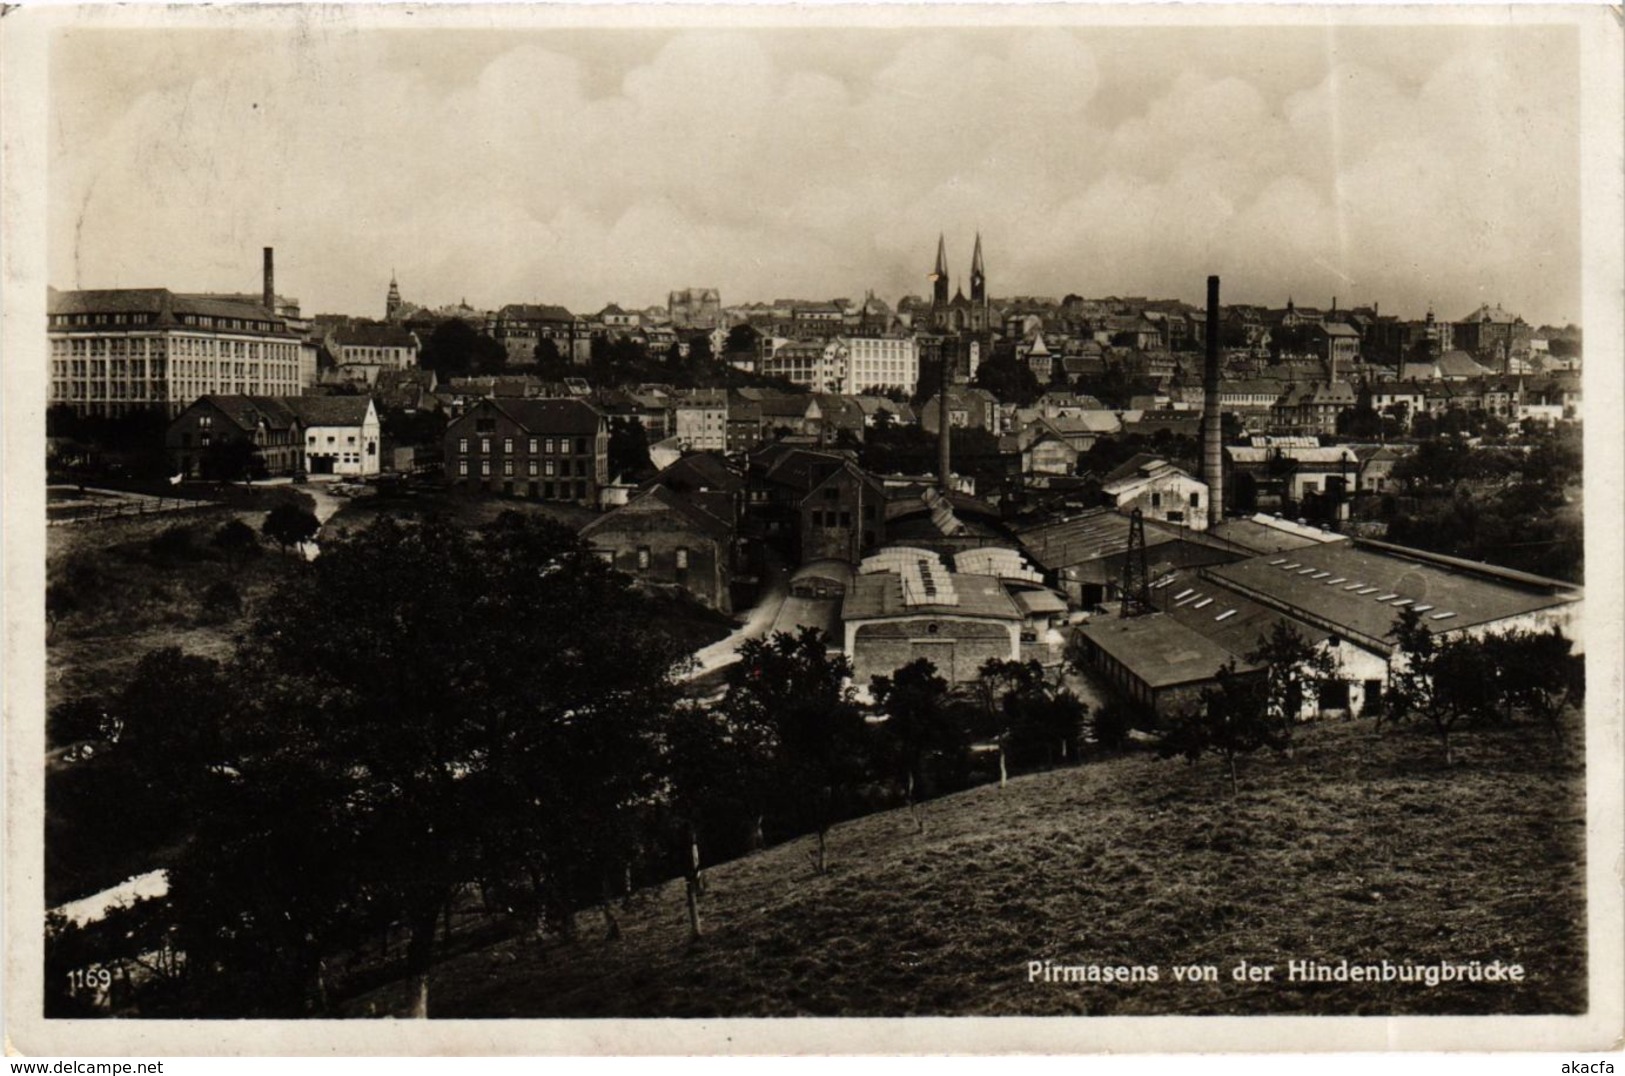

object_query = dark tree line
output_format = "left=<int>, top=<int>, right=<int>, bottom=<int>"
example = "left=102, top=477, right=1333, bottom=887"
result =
left=48, top=515, right=1118, bottom=1017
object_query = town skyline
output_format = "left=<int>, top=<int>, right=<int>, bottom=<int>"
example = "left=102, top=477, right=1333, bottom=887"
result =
left=50, top=21, right=1581, bottom=325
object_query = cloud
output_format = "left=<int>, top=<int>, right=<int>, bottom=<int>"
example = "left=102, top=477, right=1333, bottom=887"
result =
left=50, top=23, right=1579, bottom=325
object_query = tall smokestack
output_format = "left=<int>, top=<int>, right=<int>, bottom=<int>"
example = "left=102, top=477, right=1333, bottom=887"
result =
left=937, top=342, right=953, bottom=494
left=262, top=247, right=275, bottom=312
left=1203, top=275, right=1224, bottom=529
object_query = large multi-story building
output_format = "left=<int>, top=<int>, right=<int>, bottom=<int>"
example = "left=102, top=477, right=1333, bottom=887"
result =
left=492, top=304, right=591, bottom=365
left=668, top=287, right=722, bottom=330
left=834, top=334, right=920, bottom=396
left=443, top=397, right=608, bottom=504
left=759, top=338, right=844, bottom=393
left=49, top=287, right=303, bottom=418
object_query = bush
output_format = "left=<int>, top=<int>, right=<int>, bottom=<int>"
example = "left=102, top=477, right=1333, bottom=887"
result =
left=1090, top=701, right=1134, bottom=752
left=148, top=525, right=204, bottom=565
left=200, top=580, right=243, bottom=621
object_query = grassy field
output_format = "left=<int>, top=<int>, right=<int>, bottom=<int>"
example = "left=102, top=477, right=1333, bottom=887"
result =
left=346, top=715, right=1586, bottom=1018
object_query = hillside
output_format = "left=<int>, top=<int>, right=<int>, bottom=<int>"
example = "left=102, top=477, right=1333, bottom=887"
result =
left=348, top=717, right=1586, bottom=1017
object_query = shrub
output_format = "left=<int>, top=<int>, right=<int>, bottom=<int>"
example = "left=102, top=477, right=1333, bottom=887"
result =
left=200, top=580, right=243, bottom=621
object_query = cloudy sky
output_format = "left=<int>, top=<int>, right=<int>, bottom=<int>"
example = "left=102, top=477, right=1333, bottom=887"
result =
left=49, top=17, right=1580, bottom=325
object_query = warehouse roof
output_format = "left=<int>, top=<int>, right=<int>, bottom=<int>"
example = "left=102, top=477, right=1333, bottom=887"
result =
left=1076, top=614, right=1251, bottom=689
left=1204, top=542, right=1580, bottom=647
left=843, top=569, right=1022, bottom=622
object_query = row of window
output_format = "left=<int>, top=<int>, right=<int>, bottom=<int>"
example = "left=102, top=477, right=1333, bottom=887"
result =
left=1147, top=491, right=1202, bottom=509
left=465, top=476, right=590, bottom=501
left=457, top=436, right=592, bottom=456
left=632, top=546, right=689, bottom=570
left=458, top=457, right=589, bottom=478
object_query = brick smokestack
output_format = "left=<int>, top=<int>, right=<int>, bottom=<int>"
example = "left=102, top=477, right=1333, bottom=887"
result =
left=1203, top=275, right=1223, bottom=528
left=262, top=247, right=275, bottom=312
left=937, top=342, right=953, bottom=494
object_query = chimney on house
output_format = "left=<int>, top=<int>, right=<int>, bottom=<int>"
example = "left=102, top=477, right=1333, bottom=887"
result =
left=938, top=342, right=953, bottom=494
left=1203, top=275, right=1224, bottom=529
left=262, top=247, right=275, bottom=312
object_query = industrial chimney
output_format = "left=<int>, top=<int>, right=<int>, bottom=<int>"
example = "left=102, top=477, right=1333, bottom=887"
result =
left=937, top=341, right=953, bottom=494
left=1203, top=275, right=1223, bottom=529
left=262, top=247, right=275, bottom=312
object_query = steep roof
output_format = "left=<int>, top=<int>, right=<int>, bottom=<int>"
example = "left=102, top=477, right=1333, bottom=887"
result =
left=334, top=323, right=418, bottom=349
left=581, top=483, right=733, bottom=544
left=190, top=395, right=300, bottom=433
left=498, top=303, right=577, bottom=323
left=485, top=396, right=603, bottom=435
left=1437, top=350, right=1493, bottom=378
left=282, top=395, right=374, bottom=427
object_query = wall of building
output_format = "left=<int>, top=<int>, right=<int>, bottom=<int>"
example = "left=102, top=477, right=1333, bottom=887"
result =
left=846, top=616, right=1019, bottom=686
left=1114, top=473, right=1209, bottom=532
left=304, top=420, right=381, bottom=477
left=586, top=516, right=729, bottom=615
left=800, top=475, right=884, bottom=563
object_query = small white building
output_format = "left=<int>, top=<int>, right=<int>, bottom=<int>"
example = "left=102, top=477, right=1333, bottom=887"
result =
left=1099, top=454, right=1210, bottom=532
left=287, top=396, right=382, bottom=477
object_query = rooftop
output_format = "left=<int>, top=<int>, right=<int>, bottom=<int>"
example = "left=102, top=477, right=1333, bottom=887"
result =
left=1076, top=614, right=1251, bottom=689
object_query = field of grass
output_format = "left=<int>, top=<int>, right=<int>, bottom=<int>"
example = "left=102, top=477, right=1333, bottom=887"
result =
left=346, top=716, right=1586, bottom=1018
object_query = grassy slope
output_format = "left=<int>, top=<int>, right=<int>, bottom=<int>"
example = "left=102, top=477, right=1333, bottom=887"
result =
left=351, top=718, right=1585, bottom=1018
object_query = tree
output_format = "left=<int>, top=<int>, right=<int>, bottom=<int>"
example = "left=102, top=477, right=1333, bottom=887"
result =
left=870, top=658, right=959, bottom=830
left=1158, top=662, right=1283, bottom=793
left=1245, top=621, right=1337, bottom=729
left=263, top=504, right=320, bottom=555
left=660, top=702, right=762, bottom=938
left=725, top=323, right=760, bottom=356
left=1490, top=627, right=1584, bottom=746
left=975, top=658, right=1087, bottom=771
left=212, top=519, right=259, bottom=570
left=719, top=628, right=867, bottom=873
left=200, top=438, right=266, bottom=484
left=419, top=319, right=506, bottom=379
left=607, top=416, right=653, bottom=481
left=532, top=338, right=570, bottom=380
left=972, top=355, right=1042, bottom=407
left=1383, top=606, right=1497, bottom=765
left=169, top=513, right=688, bottom=1016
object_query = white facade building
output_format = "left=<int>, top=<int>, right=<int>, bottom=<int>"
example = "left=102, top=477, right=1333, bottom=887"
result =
left=836, top=335, right=920, bottom=396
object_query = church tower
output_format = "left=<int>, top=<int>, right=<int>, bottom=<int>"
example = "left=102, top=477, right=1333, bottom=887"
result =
left=386, top=271, right=403, bottom=322
left=929, top=234, right=950, bottom=311
left=969, top=233, right=988, bottom=331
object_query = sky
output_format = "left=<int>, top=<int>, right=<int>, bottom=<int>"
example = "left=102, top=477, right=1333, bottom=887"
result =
left=48, top=17, right=1582, bottom=326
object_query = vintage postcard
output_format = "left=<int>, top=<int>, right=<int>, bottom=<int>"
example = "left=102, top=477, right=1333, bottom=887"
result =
left=3, top=2, right=1622, bottom=1058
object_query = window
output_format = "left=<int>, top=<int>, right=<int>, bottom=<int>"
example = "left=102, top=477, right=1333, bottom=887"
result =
left=596, top=550, right=614, bottom=565
left=459, top=460, right=470, bottom=476
left=504, top=438, right=513, bottom=453
left=636, top=546, right=651, bottom=569
left=503, top=459, right=514, bottom=476
left=576, top=437, right=587, bottom=455
left=1189, top=491, right=1201, bottom=508
left=1151, top=492, right=1162, bottom=507
left=545, top=460, right=556, bottom=477
left=481, top=459, right=491, bottom=476
left=529, top=438, right=538, bottom=453
left=675, top=547, right=689, bottom=570
left=528, top=460, right=539, bottom=476
left=545, top=438, right=555, bottom=454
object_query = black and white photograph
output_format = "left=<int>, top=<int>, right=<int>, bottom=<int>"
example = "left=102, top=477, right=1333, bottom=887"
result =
left=4, top=1, right=1622, bottom=1057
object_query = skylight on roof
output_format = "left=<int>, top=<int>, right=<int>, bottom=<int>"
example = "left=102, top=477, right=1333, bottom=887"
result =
left=1281, top=563, right=1300, bottom=570
left=1298, top=568, right=1317, bottom=575
left=1430, top=611, right=1457, bottom=621
left=1392, top=598, right=1413, bottom=606
left=1357, top=587, right=1379, bottom=595
left=1193, top=598, right=1213, bottom=609
left=1326, top=577, right=1347, bottom=585
left=1176, top=593, right=1202, bottom=606
left=1215, top=609, right=1237, bottom=622
left=1376, top=593, right=1399, bottom=601
left=1173, top=589, right=1194, bottom=601
left=1413, top=604, right=1434, bottom=612
left=1312, top=572, right=1331, bottom=579
left=1269, top=558, right=1288, bottom=566
left=1343, top=583, right=1364, bottom=591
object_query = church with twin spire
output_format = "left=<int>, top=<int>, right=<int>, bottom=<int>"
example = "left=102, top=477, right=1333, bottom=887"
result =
left=927, top=233, right=991, bottom=334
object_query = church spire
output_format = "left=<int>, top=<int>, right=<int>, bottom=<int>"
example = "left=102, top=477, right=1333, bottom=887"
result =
left=386, top=270, right=403, bottom=322
left=970, top=232, right=986, bottom=304
left=930, top=234, right=950, bottom=308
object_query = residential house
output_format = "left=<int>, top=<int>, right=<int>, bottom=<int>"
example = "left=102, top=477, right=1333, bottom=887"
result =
left=1100, top=454, right=1210, bottom=531
left=286, top=395, right=382, bottom=477
left=581, top=484, right=737, bottom=614
left=443, top=397, right=608, bottom=503
left=1271, top=381, right=1357, bottom=436
left=672, top=389, right=728, bottom=452
left=919, top=385, right=1004, bottom=436
left=166, top=395, right=304, bottom=477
